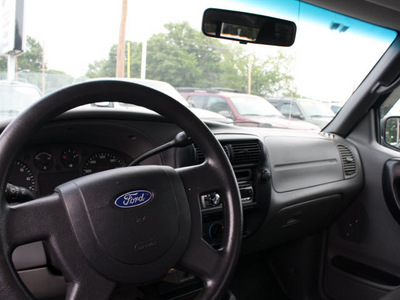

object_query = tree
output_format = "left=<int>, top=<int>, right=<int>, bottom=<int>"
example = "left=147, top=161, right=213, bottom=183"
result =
left=151, top=22, right=223, bottom=87
left=217, top=44, right=249, bottom=91
left=16, top=36, right=45, bottom=72
left=86, top=45, right=117, bottom=78
left=146, top=32, right=202, bottom=87
left=85, top=22, right=297, bottom=97
left=251, top=51, right=297, bottom=97
left=0, top=36, right=45, bottom=73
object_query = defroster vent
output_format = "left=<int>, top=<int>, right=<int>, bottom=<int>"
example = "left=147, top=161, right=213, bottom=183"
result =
left=338, top=145, right=357, bottom=178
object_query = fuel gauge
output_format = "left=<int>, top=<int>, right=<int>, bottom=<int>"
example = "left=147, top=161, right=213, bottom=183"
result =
left=61, top=149, right=79, bottom=168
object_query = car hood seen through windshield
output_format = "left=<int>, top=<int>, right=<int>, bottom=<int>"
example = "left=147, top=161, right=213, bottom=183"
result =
left=237, top=115, right=320, bottom=131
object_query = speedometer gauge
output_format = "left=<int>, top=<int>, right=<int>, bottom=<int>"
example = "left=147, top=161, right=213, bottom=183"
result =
left=82, top=152, right=124, bottom=175
left=8, top=161, right=36, bottom=193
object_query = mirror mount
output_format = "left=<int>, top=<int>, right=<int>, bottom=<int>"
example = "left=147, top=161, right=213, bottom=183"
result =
left=202, top=8, right=296, bottom=46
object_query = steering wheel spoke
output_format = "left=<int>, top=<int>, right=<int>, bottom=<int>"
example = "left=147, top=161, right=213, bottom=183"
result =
left=176, top=162, right=226, bottom=196
left=5, top=193, right=63, bottom=248
left=66, top=270, right=116, bottom=300
left=176, top=160, right=243, bottom=297
left=178, top=233, right=221, bottom=279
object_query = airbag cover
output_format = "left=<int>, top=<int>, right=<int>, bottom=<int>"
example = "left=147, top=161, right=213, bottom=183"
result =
left=56, top=165, right=190, bottom=280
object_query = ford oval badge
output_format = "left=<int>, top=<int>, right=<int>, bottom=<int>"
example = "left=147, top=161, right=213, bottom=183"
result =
left=114, top=190, right=153, bottom=208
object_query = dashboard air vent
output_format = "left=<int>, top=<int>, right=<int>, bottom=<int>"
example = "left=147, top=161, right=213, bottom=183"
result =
left=194, top=140, right=261, bottom=165
left=230, top=141, right=261, bottom=165
left=194, top=144, right=229, bottom=163
left=338, top=145, right=357, bottom=178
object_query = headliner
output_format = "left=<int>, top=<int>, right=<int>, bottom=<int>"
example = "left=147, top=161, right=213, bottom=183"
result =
left=303, top=0, right=400, bottom=31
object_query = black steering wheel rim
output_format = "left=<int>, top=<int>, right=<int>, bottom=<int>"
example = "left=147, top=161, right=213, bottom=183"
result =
left=0, top=79, right=242, bottom=299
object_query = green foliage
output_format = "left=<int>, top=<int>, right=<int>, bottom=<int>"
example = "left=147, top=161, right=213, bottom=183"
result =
left=218, top=44, right=248, bottom=91
left=251, top=52, right=297, bottom=97
left=150, top=22, right=224, bottom=87
left=17, top=36, right=45, bottom=72
left=0, top=36, right=74, bottom=94
left=86, top=21, right=297, bottom=97
left=126, top=42, right=142, bottom=78
left=146, top=32, right=201, bottom=87
left=86, top=45, right=118, bottom=78
left=0, top=36, right=45, bottom=73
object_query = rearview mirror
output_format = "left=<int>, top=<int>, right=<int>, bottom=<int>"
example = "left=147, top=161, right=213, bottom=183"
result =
left=202, top=8, right=296, bottom=46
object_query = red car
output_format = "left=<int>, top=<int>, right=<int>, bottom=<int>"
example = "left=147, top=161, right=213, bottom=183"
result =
left=181, top=89, right=320, bottom=131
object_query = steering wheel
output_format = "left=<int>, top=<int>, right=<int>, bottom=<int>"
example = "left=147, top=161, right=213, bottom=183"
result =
left=0, top=80, right=242, bottom=299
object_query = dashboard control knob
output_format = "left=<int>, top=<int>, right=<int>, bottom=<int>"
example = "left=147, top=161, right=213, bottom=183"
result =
left=200, top=192, right=222, bottom=208
left=261, top=169, right=271, bottom=182
left=211, top=193, right=221, bottom=206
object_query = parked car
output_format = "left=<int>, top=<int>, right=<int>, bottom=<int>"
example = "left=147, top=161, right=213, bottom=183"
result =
left=3, top=0, right=400, bottom=300
left=89, top=79, right=232, bottom=124
left=182, top=89, right=320, bottom=130
left=268, top=97, right=335, bottom=128
left=0, top=80, right=42, bottom=120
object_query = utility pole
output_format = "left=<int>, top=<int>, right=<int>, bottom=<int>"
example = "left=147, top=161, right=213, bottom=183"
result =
left=7, top=55, right=16, bottom=80
left=116, top=0, right=128, bottom=78
left=248, top=54, right=254, bottom=94
left=126, top=41, right=131, bottom=78
left=141, top=40, right=147, bottom=80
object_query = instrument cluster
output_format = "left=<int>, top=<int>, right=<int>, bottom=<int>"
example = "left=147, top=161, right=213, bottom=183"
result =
left=8, top=143, right=131, bottom=198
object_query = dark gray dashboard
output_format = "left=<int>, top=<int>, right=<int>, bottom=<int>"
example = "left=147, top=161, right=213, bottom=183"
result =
left=1, top=110, right=364, bottom=298
left=243, top=130, right=363, bottom=252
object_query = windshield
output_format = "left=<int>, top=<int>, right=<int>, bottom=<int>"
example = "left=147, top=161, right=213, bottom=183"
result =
left=0, top=83, right=42, bottom=115
left=230, top=95, right=282, bottom=117
left=0, top=0, right=396, bottom=127
left=297, top=99, right=335, bottom=118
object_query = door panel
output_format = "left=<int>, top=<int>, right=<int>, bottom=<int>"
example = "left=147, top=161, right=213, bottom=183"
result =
left=322, top=112, right=400, bottom=299
left=382, top=159, right=400, bottom=225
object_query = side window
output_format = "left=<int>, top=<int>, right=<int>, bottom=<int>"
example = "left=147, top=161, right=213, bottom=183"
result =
left=379, top=86, right=400, bottom=148
left=280, top=104, right=291, bottom=115
left=280, top=103, right=301, bottom=117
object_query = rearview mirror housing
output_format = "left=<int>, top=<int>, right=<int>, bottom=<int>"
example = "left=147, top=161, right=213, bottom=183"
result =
left=202, top=8, right=296, bottom=46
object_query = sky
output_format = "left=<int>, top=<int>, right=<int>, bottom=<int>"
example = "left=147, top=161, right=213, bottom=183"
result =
left=21, top=0, right=397, bottom=104
left=24, top=0, right=212, bottom=77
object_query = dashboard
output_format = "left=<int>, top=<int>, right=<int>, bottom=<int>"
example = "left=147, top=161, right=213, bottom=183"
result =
left=1, top=108, right=364, bottom=299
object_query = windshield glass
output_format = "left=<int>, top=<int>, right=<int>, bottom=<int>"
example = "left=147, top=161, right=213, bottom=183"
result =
left=230, top=95, right=282, bottom=117
left=0, top=0, right=397, bottom=127
left=0, top=83, right=42, bottom=115
left=297, top=99, right=335, bottom=118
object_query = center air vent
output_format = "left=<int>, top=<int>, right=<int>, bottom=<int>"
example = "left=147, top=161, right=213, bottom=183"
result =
left=194, top=140, right=261, bottom=166
left=230, top=141, right=261, bottom=164
left=337, top=145, right=357, bottom=178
